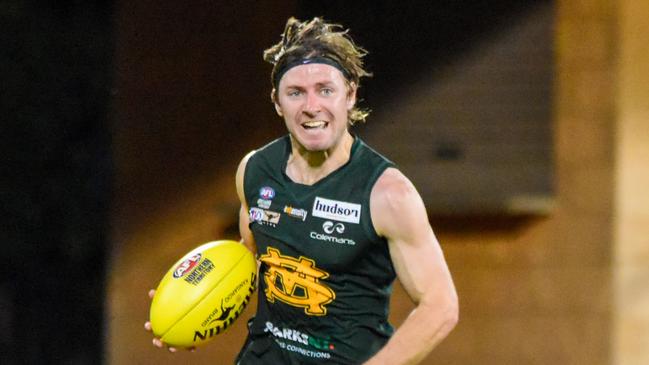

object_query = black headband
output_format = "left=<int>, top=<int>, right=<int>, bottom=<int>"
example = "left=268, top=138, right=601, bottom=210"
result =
left=273, top=56, right=351, bottom=88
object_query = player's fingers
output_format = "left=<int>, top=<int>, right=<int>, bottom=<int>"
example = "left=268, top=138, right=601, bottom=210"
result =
left=188, top=347, right=196, bottom=352
left=148, top=289, right=156, bottom=299
left=144, top=321, right=152, bottom=331
left=152, top=338, right=164, bottom=348
left=167, top=346, right=177, bottom=353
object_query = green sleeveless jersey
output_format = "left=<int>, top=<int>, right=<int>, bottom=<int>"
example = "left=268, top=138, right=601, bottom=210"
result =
left=237, top=135, right=397, bottom=364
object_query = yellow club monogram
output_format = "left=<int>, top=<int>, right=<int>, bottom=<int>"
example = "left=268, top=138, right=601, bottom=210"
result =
left=259, top=247, right=335, bottom=316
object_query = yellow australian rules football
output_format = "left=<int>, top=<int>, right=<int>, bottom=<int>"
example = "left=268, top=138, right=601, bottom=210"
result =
left=149, top=240, right=257, bottom=348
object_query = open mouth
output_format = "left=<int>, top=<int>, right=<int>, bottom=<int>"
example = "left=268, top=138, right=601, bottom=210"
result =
left=302, top=120, right=328, bottom=129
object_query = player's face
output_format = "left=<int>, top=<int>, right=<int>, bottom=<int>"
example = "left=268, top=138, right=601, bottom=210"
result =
left=274, top=63, right=356, bottom=153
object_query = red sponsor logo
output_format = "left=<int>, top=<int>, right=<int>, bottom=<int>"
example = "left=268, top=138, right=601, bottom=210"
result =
left=173, top=253, right=202, bottom=278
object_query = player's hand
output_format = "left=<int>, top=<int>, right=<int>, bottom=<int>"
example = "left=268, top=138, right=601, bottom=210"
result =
left=145, top=289, right=195, bottom=353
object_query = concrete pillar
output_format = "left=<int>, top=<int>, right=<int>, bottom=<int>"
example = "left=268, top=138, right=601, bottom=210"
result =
left=613, top=1, right=649, bottom=364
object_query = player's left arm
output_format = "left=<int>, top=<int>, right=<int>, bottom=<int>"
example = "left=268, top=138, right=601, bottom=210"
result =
left=364, top=167, right=458, bottom=365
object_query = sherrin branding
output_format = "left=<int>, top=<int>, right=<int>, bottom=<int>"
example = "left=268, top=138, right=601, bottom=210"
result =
left=312, top=196, right=361, bottom=224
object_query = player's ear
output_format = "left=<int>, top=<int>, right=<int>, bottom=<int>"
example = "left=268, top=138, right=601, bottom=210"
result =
left=271, top=89, right=283, bottom=117
left=346, top=82, right=357, bottom=111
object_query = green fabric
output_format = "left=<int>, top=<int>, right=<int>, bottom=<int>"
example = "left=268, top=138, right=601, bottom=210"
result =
left=238, top=135, right=398, bottom=364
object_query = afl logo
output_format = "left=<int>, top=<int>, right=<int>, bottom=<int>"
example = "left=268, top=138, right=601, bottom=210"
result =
left=173, top=253, right=202, bottom=278
left=259, top=186, right=275, bottom=200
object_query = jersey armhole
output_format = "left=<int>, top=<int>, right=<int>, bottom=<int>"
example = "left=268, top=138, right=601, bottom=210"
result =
left=364, top=163, right=394, bottom=244
left=241, top=150, right=259, bottom=205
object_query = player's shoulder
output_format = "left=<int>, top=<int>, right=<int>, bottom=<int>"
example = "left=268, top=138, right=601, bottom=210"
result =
left=371, top=168, right=428, bottom=237
left=236, top=150, right=256, bottom=177
left=372, top=167, right=419, bottom=204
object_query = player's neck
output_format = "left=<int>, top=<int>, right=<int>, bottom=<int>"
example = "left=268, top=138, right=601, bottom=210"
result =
left=286, top=133, right=354, bottom=185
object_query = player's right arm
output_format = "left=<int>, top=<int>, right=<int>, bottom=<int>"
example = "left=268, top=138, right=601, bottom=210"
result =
left=145, top=151, right=258, bottom=352
left=235, top=151, right=257, bottom=255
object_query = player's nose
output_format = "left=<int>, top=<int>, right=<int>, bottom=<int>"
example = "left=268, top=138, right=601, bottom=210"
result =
left=303, top=91, right=321, bottom=114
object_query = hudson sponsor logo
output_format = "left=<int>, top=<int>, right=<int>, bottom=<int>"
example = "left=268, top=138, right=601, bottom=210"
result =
left=259, top=186, right=275, bottom=200
left=310, top=221, right=355, bottom=246
left=249, top=207, right=280, bottom=227
left=312, top=197, right=361, bottom=224
left=173, top=253, right=201, bottom=278
left=284, top=205, right=308, bottom=221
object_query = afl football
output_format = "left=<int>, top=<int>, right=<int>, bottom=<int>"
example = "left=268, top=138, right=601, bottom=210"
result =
left=149, top=240, right=256, bottom=348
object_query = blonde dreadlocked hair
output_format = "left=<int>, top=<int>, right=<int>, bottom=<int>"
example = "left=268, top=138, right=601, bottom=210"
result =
left=264, top=17, right=372, bottom=125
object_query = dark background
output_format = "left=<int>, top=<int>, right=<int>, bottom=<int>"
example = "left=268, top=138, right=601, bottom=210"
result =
left=1, top=1, right=114, bottom=364
left=1, top=1, right=546, bottom=363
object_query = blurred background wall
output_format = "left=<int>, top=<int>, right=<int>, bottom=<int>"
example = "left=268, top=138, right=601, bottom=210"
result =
left=2, top=0, right=648, bottom=364
left=1, top=1, right=114, bottom=363
left=613, top=1, right=649, bottom=363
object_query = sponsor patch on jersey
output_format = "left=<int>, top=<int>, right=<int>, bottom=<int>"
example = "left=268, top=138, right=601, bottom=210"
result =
left=283, top=205, right=308, bottom=221
left=263, top=321, right=335, bottom=352
left=257, top=198, right=272, bottom=209
left=310, top=221, right=356, bottom=246
left=323, top=221, right=345, bottom=234
left=312, top=196, right=361, bottom=224
left=259, top=186, right=275, bottom=200
left=249, top=207, right=280, bottom=227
